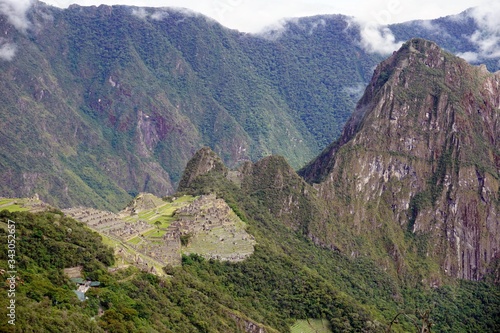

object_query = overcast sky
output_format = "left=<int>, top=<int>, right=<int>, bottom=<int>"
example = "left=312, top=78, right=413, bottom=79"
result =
left=42, top=0, right=489, bottom=33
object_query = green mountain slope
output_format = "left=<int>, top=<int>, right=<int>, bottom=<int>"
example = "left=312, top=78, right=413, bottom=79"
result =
left=1, top=176, right=499, bottom=332
left=1, top=2, right=500, bottom=211
left=0, top=3, right=311, bottom=210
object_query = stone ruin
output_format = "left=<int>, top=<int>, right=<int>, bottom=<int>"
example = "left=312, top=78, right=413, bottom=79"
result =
left=64, top=193, right=255, bottom=270
left=63, top=207, right=152, bottom=241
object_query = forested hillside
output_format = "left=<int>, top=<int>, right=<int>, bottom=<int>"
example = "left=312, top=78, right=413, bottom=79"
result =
left=1, top=184, right=499, bottom=332
left=1, top=2, right=499, bottom=210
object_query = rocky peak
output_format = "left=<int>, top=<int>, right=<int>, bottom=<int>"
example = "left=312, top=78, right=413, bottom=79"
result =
left=177, top=147, right=228, bottom=190
left=300, top=38, right=500, bottom=281
left=301, top=38, right=471, bottom=182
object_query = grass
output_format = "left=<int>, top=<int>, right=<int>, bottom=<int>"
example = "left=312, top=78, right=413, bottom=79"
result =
left=0, top=198, right=15, bottom=206
left=84, top=195, right=199, bottom=271
left=156, top=218, right=174, bottom=228
left=291, top=319, right=332, bottom=333
left=0, top=202, right=30, bottom=212
left=143, top=229, right=167, bottom=237
left=137, top=210, right=157, bottom=220
left=127, top=236, right=142, bottom=245
left=100, top=232, right=166, bottom=274
left=183, top=221, right=255, bottom=260
left=173, top=195, right=196, bottom=203
left=99, top=234, right=121, bottom=248
left=123, top=195, right=196, bottom=225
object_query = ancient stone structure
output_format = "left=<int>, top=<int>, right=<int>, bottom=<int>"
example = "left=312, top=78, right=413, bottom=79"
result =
left=64, top=193, right=256, bottom=269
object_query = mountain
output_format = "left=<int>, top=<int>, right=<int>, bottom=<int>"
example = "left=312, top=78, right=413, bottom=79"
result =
left=2, top=153, right=498, bottom=332
left=3, top=41, right=500, bottom=327
left=177, top=40, right=500, bottom=284
left=1, top=2, right=500, bottom=211
left=0, top=3, right=375, bottom=210
left=299, top=38, right=500, bottom=281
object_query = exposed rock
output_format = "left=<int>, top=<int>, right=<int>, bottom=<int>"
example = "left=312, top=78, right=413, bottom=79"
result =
left=226, top=311, right=278, bottom=333
left=300, top=39, right=500, bottom=280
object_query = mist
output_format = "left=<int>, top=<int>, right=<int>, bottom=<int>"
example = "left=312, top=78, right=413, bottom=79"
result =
left=356, top=20, right=403, bottom=55
left=0, top=0, right=34, bottom=32
left=0, top=41, right=16, bottom=60
left=465, top=4, right=500, bottom=61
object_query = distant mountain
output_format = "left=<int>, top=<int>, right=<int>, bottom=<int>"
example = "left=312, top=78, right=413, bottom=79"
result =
left=3, top=36, right=500, bottom=330
left=1, top=2, right=499, bottom=210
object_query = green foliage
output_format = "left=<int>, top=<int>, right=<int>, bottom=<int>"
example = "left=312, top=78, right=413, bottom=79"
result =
left=1, top=176, right=499, bottom=332
left=2, top=8, right=500, bottom=332
left=176, top=168, right=500, bottom=333
left=2, top=6, right=499, bottom=211
left=407, top=191, right=431, bottom=232
left=180, top=233, right=192, bottom=247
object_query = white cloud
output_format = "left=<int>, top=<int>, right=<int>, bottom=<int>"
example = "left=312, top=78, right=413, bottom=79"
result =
left=131, top=7, right=148, bottom=19
left=306, top=18, right=326, bottom=35
left=418, top=20, right=441, bottom=33
left=0, top=41, right=16, bottom=61
left=343, top=83, right=365, bottom=99
left=39, top=0, right=488, bottom=33
left=257, top=16, right=326, bottom=39
left=150, top=10, right=169, bottom=20
left=256, top=19, right=288, bottom=41
left=132, top=7, right=200, bottom=25
left=455, top=3, right=500, bottom=63
left=0, top=0, right=34, bottom=32
left=457, top=51, right=479, bottom=62
left=355, top=19, right=404, bottom=55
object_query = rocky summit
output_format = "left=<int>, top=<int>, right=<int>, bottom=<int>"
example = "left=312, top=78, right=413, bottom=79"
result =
left=300, top=38, right=499, bottom=281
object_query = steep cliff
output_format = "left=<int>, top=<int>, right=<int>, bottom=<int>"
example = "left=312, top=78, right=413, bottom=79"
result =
left=300, top=38, right=500, bottom=280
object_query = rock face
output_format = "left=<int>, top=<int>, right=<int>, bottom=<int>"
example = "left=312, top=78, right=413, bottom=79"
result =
left=300, top=39, right=500, bottom=280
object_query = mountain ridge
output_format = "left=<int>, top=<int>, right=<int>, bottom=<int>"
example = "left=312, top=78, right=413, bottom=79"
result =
left=178, top=38, right=500, bottom=283
left=299, top=38, right=499, bottom=280
left=2, top=2, right=500, bottom=212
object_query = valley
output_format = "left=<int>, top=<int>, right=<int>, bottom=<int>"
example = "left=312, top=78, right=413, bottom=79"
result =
left=1, top=2, right=500, bottom=210
left=0, top=2, right=500, bottom=332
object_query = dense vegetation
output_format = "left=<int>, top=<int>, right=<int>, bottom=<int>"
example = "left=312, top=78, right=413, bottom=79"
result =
left=1, top=176, right=499, bottom=332
left=2, top=3, right=500, bottom=210
left=1, top=6, right=500, bottom=332
left=180, top=166, right=500, bottom=332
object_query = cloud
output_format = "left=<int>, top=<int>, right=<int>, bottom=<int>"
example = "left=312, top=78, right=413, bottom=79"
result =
left=150, top=10, right=169, bottom=20
left=343, top=83, right=365, bottom=99
left=459, top=3, right=500, bottom=62
left=0, top=0, right=34, bottom=32
left=306, top=18, right=326, bottom=35
left=256, top=19, right=288, bottom=40
left=417, top=19, right=448, bottom=36
left=255, top=16, right=326, bottom=41
left=354, top=19, right=404, bottom=55
left=456, top=51, right=479, bottom=62
left=0, top=41, right=16, bottom=60
left=131, top=7, right=148, bottom=19
left=131, top=7, right=169, bottom=20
